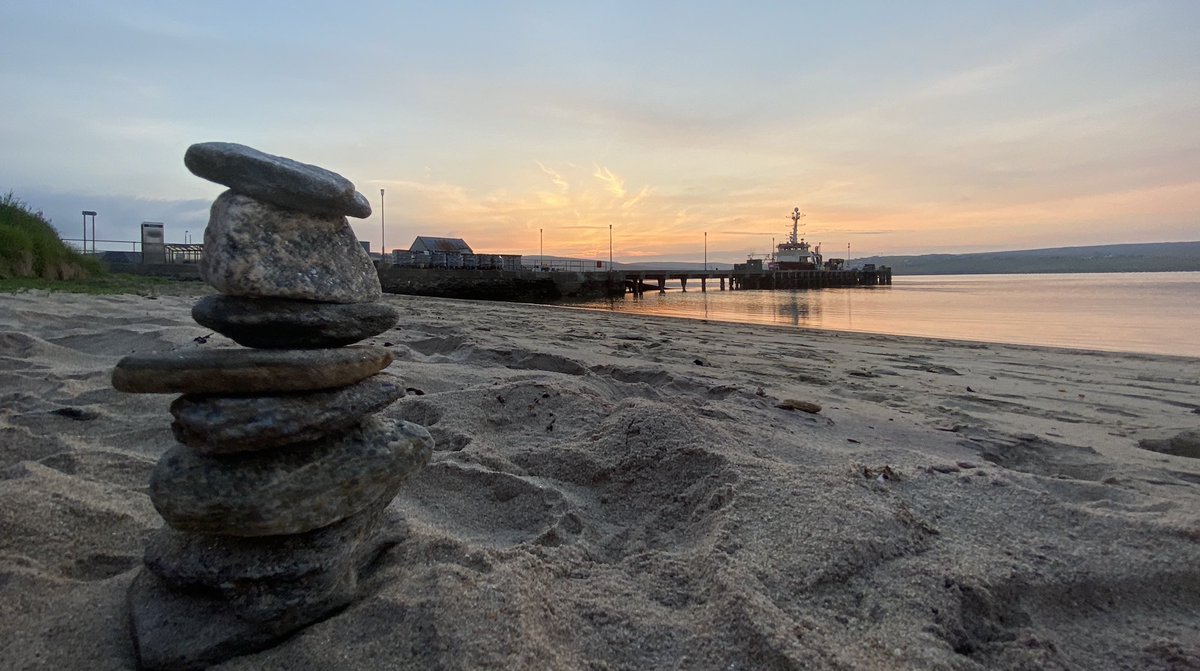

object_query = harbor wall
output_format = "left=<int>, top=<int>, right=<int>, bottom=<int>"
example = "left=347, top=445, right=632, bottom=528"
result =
left=376, top=268, right=620, bottom=302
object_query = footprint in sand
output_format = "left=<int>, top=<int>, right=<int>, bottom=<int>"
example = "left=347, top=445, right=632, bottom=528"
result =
left=397, top=460, right=579, bottom=549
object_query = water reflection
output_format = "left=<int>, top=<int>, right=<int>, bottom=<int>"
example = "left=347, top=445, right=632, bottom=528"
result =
left=558, top=273, right=1200, bottom=357
left=773, top=291, right=819, bottom=326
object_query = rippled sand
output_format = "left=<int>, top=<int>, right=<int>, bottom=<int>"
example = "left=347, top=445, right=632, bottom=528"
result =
left=2, top=289, right=1199, bottom=670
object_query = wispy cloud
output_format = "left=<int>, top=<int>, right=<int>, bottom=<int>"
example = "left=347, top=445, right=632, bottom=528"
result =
left=623, top=185, right=653, bottom=209
left=537, top=161, right=569, bottom=193
left=593, top=165, right=626, bottom=199
left=913, top=9, right=1127, bottom=103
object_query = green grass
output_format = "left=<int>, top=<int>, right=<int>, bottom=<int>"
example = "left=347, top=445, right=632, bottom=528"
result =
left=0, top=273, right=184, bottom=295
left=0, top=191, right=102, bottom=280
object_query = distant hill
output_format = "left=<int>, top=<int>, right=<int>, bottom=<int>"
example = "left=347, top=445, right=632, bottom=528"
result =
left=616, top=261, right=732, bottom=271
left=855, top=241, right=1200, bottom=275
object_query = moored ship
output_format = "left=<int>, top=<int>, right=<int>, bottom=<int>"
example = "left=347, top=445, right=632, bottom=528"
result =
left=770, top=207, right=823, bottom=270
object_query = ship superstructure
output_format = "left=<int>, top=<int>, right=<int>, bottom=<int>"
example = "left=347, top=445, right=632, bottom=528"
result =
left=770, top=207, right=822, bottom=270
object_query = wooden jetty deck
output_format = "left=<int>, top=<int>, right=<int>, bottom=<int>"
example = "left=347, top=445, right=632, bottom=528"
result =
left=611, top=268, right=891, bottom=295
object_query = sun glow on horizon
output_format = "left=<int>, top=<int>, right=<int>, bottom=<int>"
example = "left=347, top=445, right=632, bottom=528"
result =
left=2, top=2, right=1197, bottom=261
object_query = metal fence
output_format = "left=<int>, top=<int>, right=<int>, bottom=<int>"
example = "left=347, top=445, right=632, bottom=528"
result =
left=521, top=259, right=612, bottom=272
left=64, top=238, right=202, bottom=264
left=387, top=250, right=524, bottom=271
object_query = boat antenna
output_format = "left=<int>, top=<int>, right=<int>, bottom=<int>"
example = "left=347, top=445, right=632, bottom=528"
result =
left=789, top=207, right=805, bottom=245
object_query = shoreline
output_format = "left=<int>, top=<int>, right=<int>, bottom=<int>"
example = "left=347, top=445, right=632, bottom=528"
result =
left=2, top=289, right=1199, bottom=669
left=551, top=299, right=1200, bottom=362
left=554, top=271, right=1200, bottom=359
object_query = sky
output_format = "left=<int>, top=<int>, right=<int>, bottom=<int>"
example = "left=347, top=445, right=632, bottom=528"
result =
left=1, top=1, right=1198, bottom=263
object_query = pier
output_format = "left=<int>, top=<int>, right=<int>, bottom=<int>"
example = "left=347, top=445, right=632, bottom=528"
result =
left=374, top=266, right=889, bottom=301
left=613, top=267, right=891, bottom=296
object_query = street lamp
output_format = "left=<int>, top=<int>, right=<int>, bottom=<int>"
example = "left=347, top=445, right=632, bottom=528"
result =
left=81, top=211, right=97, bottom=254
left=608, top=224, right=613, bottom=270
left=539, top=228, right=543, bottom=271
left=704, top=231, right=707, bottom=272
left=380, top=188, right=386, bottom=262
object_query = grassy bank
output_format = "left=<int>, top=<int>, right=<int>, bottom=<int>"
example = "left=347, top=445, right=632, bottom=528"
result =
left=0, top=191, right=102, bottom=280
left=0, top=274, right=189, bottom=296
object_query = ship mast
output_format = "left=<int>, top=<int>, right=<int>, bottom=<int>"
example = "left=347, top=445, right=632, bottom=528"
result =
left=789, top=207, right=805, bottom=245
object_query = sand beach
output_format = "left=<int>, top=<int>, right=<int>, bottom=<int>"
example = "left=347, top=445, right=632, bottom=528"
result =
left=1, top=287, right=1198, bottom=670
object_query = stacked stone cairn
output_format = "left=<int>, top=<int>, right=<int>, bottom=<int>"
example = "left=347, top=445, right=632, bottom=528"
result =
left=112, top=142, right=433, bottom=670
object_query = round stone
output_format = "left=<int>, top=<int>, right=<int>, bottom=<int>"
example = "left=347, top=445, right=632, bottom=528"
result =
left=112, top=346, right=393, bottom=394
left=144, top=496, right=397, bottom=588
left=171, top=372, right=406, bottom=453
left=150, top=417, right=433, bottom=536
left=185, top=142, right=372, bottom=219
left=200, top=191, right=381, bottom=303
left=191, top=295, right=398, bottom=349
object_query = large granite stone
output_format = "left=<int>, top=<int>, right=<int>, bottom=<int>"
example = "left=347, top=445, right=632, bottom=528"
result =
left=191, top=295, right=399, bottom=349
left=200, top=191, right=381, bottom=303
left=184, top=142, right=371, bottom=218
left=170, top=372, right=406, bottom=453
left=112, top=346, right=393, bottom=395
left=144, top=496, right=403, bottom=622
left=150, top=417, right=433, bottom=536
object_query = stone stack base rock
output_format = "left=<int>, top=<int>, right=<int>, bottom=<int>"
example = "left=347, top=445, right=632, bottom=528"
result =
left=113, top=142, right=433, bottom=670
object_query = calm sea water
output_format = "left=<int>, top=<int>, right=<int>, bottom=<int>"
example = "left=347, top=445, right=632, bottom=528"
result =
left=559, top=272, right=1200, bottom=358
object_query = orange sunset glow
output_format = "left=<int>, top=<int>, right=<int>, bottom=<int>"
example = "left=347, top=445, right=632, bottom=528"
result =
left=2, top=3, right=1196, bottom=263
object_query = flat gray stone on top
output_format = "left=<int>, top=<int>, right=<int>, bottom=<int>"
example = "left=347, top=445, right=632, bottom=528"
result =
left=150, top=417, right=433, bottom=536
left=171, top=371, right=406, bottom=452
left=200, top=191, right=381, bottom=303
left=185, top=142, right=372, bottom=218
left=112, top=346, right=393, bottom=395
left=191, top=295, right=399, bottom=349
left=351, top=191, right=371, bottom=218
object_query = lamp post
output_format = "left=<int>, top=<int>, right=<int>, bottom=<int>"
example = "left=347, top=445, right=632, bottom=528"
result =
left=608, top=224, right=613, bottom=270
left=539, top=228, right=543, bottom=271
left=704, top=231, right=707, bottom=272
left=81, top=211, right=97, bottom=254
left=380, top=188, right=386, bottom=262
